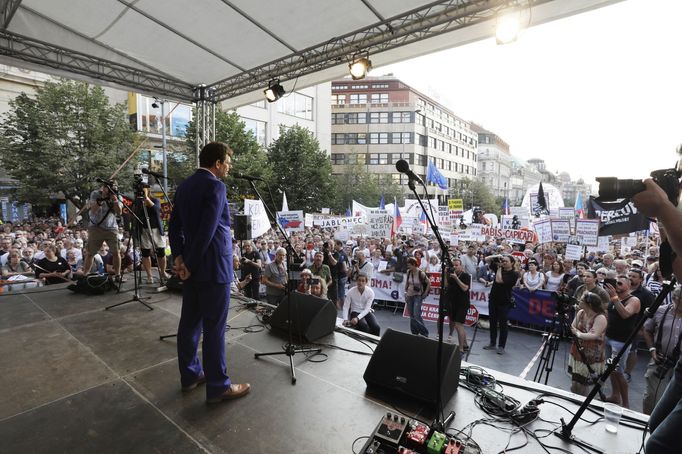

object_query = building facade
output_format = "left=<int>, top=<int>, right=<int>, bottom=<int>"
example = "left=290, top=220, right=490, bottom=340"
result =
left=472, top=123, right=512, bottom=199
left=330, top=76, right=477, bottom=198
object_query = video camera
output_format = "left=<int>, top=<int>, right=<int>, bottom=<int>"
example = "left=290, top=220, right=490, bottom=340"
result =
left=552, top=291, right=576, bottom=314
left=596, top=165, right=682, bottom=206
left=653, top=345, right=679, bottom=379
left=133, top=172, right=150, bottom=198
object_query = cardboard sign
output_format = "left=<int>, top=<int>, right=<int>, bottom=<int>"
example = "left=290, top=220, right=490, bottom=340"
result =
left=367, top=209, right=393, bottom=238
left=575, top=219, right=600, bottom=246
left=534, top=219, right=553, bottom=244
left=480, top=225, right=536, bottom=244
left=550, top=218, right=571, bottom=243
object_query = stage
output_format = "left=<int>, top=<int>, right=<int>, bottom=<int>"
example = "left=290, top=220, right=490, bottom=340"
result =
left=0, top=283, right=649, bottom=453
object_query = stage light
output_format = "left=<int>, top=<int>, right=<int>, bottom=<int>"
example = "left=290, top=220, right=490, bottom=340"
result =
left=496, top=12, right=520, bottom=44
left=349, top=54, right=372, bottom=80
left=264, top=80, right=285, bottom=102
left=151, top=101, right=159, bottom=108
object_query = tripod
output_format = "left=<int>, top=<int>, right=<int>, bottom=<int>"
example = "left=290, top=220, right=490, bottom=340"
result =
left=106, top=189, right=153, bottom=311
left=247, top=178, right=320, bottom=385
left=533, top=303, right=572, bottom=385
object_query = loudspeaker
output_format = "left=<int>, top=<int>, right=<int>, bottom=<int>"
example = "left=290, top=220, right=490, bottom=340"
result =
left=268, top=292, right=337, bottom=342
left=233, top=214, right=252, bottom=240
left=363, top=329, right=461, bottom=406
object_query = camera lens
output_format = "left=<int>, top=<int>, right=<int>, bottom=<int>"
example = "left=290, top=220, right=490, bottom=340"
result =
left=596, top=177, right=645, bottom=201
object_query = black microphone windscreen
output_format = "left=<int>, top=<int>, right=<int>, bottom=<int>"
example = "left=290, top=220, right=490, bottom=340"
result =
left=395, top=159, right=410, bottom=173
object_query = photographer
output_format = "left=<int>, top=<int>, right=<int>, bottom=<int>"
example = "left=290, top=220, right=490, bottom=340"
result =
left=83, top=180, right=123, bottom=281
left=642, top=287, right=682, bottom=415
left=348, top=250, right=373, bottom=283
left=239, top=241, right=261, bottom=299
left=134, top=185, right=168, bottom=284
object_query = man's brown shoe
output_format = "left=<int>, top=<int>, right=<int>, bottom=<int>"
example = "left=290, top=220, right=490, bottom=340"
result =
left=181, top=374, right=206, bottom=392
left=206, top=383, right=251, bottom=404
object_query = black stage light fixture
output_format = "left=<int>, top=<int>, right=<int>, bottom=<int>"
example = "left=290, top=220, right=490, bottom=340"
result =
left=349, top=53, right=372, bottom=80
left=264, top=80, right=285, bottom=102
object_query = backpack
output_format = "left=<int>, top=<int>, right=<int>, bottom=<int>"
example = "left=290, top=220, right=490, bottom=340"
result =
left=67, top=274, right=114, bottom=295
left=408, top=269, right=429, bottom=293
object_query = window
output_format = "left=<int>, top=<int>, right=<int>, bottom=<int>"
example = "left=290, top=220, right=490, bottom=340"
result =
left=415, top=113, right=425, bottom=126
left=418, top=154, right=428, bottom=166
left=242, top=117, right=266, bottom=146
left=334, top=85, right=348, bottom=90
left=277, top=92, right=313, bottom=120
left=331, top=133, right=344, bottom=145
left=391, top=132, right=402, bottom=144
left=351, top=84, right=368, bottom=89
left=331, top=113, right=343, bottom=124
left=393, top=174, right=407, bottom=185
left=347, top=154, right=366, bottom=164
left=349, top=94, right=367, bottom=104
left=370, top=93, right=389, bottom=103
left=428, top=137, right=436, bottom=149
left=250, top=100, right=266, bottom=109
left=390, top=153, right=412, bottom=164
left=331, top=154, right=345, bottom=165
left=417, top=134, right=427, bottom=147
left=357, top=133, right=367, bottom=145
left=372, top=83, right=389, bottom=88
left=331, top=94, right=346, bottom=105
left=369, top=112, right=389, bottom=123
left=369, top=153, right=379, bottom=165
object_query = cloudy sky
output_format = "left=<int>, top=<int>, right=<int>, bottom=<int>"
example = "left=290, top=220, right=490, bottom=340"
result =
left=378, top=0, right=682, bottom=190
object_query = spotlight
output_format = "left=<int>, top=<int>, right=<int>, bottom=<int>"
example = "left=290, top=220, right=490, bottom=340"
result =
left=151, top=101, right=159, bottom=108
left=264, top=80, right=285, bottom=102
left=349, top=54, right=372, bottom=80
left=496, top=12, right=520, bottom=44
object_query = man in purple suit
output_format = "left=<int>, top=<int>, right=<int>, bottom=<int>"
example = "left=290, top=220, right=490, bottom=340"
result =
left=169, top=142, right=250, bottom=404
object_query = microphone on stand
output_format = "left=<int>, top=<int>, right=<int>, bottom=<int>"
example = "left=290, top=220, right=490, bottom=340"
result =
left=232, top=172, right=265, bottom=182
left=141, top=168, right=170, bottom=179
left=395, top=159, right=424, bottom=185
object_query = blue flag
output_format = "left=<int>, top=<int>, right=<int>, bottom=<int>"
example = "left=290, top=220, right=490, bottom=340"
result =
left=426, top=160, right=448, bottom=190
left=345, top=206, right=351, bottom=216
left=379, top=194, right=385, bottom=209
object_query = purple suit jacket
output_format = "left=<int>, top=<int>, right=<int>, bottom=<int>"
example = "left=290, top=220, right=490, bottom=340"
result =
left=169, top=169, right=232, bottom=284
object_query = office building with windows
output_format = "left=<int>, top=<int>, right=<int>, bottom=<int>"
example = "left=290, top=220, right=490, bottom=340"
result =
left=330, top=76, right=477, bottom=198
left=472, top=123, right=513, bottom=199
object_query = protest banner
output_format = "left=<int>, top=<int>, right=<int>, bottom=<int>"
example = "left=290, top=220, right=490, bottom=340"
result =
left=550, top=218, right=571, bottom=243
left=587, top=197, right=649, bottom=236
left=369, top=272, right=405, bottom=302
left=367, top=209, right=393, bottom=238
left=480, top=225, right=536, bottom=244
left=575, top=219, right=599, bottom=246
left=438, top=206, right=452, bottom=228
left=314, top=215, right=365, bottom=229
left=534, top=219, right=553, bottom=244
left=276, top=210, right=304, bottom=232
left=564, top=244, right=584, bottom=261
left=244, top=199, right=270, bottom=238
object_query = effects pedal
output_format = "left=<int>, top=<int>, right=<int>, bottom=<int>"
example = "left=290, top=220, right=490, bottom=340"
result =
left=374, top=412, right=408, bottom=447
left=405, top=420, right=430, bottom=447
left=426, top=431, right=447, bottom=454
left=444, top=439, right=463, bottom=454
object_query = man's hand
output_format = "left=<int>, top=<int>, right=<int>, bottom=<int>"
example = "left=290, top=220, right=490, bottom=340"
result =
left=604, top=283, right=617, bottom=298
left=632, top=178, right=674, bottom=218
left=174, top=256, right=191, bottom=281
left=350, top=317, right=359, bottom=326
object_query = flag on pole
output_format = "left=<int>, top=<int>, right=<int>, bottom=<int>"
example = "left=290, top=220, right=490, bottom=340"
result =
left=391, top=197, right=402, bottom=237
left=426, top=160, right=448, bottom=190
left=419, top=209, right=428, bottom=234
left=574, top=191, right=584, bottom=219
left=281, top=191, right=289, bottom=212
left=533, top=182, right=549, bottom=217
left=345, top=206, right=351, bottom=217
left=379, top=194, right=385, bottom=209
left=502, top=197, right=510, bottom=215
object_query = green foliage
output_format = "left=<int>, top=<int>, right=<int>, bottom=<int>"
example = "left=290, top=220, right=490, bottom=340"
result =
left=450, top=178, right=498, bottom=214
left=334, top=163, right=405, bottom=213
left=267, top=125, right=337, bottom=212
left=0, top=79, right=135, bottom=207
left=181, top=110, right=270, bottom=200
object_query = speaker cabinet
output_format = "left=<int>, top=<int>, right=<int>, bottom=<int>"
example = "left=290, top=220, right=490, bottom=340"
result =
left=363, top=329, right=461, bottom=406
left=268, top=292, right=337, bottom=342
left=233, top=214, right=252, bottom=240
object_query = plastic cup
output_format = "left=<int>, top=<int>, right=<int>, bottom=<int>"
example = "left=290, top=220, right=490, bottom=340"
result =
left=603, top=403, right=623, bottom=433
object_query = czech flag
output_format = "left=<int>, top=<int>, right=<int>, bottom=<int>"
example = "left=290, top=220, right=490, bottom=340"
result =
left=502, top=197, right=511, bottom=215
left=419, top=209, right=428, bottom=234
left=379, top=194, right=385, bottom=209
left=574, top=191, right=585, bottom=219
left=392, top=196, right=402, bottom=237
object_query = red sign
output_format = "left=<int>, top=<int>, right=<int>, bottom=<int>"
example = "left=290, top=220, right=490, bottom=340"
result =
left=465, top=304, right=479, bottom=326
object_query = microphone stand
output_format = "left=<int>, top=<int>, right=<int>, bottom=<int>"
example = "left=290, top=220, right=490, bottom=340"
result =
left=554, top=277, right=676, bottom=453
left=146, top=174, right=174, bottom=291
left=248, top=178, right=321, bottom=385
left=404, top=176, right=455, bottom=431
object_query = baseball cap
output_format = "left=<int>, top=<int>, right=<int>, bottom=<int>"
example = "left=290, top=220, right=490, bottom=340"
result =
left=631, top=259, right=644, bottom=268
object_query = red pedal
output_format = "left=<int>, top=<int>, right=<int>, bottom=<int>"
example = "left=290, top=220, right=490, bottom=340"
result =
left=444, top=438, right=462, bottom=454
left=405, top=421, right=430, bottom=446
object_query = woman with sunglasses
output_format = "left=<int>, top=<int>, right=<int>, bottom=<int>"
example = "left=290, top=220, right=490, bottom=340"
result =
left=568, top=292, right=607, bottom=396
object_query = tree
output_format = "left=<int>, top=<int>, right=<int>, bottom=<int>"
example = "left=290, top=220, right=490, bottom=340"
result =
left=334, top=163, right=405, bottom=213
left=181, top=110, right=271, bottom=201
left=0, top=80, right=136, bottom=207
left=267, top=125, right=337, bottom=212
left=450, top=178, right=497, bottom=214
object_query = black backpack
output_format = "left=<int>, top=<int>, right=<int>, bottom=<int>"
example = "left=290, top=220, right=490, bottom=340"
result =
left=68, top=274, right=114, bottom=295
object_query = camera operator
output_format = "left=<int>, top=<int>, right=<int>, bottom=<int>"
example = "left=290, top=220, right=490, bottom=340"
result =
left=134, top=184, right=168, bottom=284
left=83, top=180, right=123, bottom=281
left=348, top=250, right=373, bottom=283
left=642, top=287, right=682, bottom=415
left=238, top=241, right=261, bottom=300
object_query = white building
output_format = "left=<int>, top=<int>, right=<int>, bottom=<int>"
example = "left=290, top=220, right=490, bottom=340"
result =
left=472, top=123, right=512, bottom=199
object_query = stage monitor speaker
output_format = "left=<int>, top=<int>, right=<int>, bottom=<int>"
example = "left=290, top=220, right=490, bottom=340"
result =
left=268, top=292, right=337, bottom=342
left=363, top=328, right=461, bottom=406
left=233, top=214, right=252, bottom=240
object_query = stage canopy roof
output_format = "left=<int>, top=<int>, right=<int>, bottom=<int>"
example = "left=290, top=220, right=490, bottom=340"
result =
left=0, top=0, right=621, bottom=106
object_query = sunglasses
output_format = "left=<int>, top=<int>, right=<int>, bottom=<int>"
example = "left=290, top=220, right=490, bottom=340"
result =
left=597, top=272, right=606, bottom=275
left=616, top=281, right=627, bottom=286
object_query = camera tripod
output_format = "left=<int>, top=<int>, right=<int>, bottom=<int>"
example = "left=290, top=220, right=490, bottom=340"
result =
left=533, top=304, right=572, bottom=385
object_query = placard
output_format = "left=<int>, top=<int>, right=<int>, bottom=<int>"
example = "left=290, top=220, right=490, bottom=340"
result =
left=575, top=219, right=599, bottom=246
left=480, top=225, right=536, bottom=244
left=244, top=199, right=271, bottom=238
left=550, top=218, right=571, bottom=243
left=367, top=209, right=393, bottom=238
left=564, top=244, right=584, bottom=261
left=534, top=219, right=553, bottom=244
left=314, top=215, right=365, bottom=228
left=276, top=210, right=304, bottom=232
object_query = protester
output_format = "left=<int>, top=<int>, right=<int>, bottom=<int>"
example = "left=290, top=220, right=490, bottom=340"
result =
left=483, top=254, right=519, bottom=355
left=263, top=247, right=287, bottom=305
left=34, top=244, right=70, bottom=285
left=568, top=292, right=607, bottom=396
left=404, top=257, right=431, bottom=337
left=521, top=259, right=544, bottom=292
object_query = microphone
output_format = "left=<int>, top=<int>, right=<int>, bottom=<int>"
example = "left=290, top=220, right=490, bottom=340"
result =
left=395, top=159, right=424, bottom=184
left=141, top=168, right=169, bottom=179
left=232, top=172, right=264, bottom=182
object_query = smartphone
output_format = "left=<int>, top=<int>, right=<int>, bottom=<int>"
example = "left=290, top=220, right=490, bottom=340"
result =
left=603, top=278, right=617, bottom=288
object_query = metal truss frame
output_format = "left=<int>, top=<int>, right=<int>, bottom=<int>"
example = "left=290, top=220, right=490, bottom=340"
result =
left=193, top=85, right=216, bottom=166
left=210, top=0, right=555, bottom=101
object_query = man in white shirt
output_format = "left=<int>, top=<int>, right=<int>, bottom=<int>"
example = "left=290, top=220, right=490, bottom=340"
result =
left=342, top=274, right=380, bottom=336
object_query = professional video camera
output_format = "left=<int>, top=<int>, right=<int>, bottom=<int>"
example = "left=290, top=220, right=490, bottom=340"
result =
left=133, top=172, right=150, bottom=198
left=653, top=346, right=679, bottom=379
left=596, top=164, right=682, bottom=206
left=552, top=291, right=576, bottom=315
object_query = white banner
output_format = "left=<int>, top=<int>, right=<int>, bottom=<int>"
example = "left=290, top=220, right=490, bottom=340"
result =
left=314, top=216, right=365, bottom=228
left=244, top=199, right=271, bottom=238
left=480, top=225, right=536, bottom=244
left=550, top=218, right=571, bottom=243
left=534, top=219, right=553, bottom=244
left=564, top=244, right=584, bottom=261
left=367, top=209, right=393, bottom=238
left=369, top=272, right=405, bottom=302
left=575, top=219, right=599, bottom=246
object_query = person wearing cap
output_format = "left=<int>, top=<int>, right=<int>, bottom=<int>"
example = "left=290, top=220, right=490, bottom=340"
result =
left=624, top=266, right=656, bottom=382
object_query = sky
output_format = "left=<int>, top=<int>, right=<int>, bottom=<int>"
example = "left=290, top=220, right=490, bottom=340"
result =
left=377, top=0, right=682, bottom=190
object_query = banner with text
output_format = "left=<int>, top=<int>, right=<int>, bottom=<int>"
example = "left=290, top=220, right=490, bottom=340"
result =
left=244, top=199, right=271, bottom=238
left=587, top=197, right=649, bottom=236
